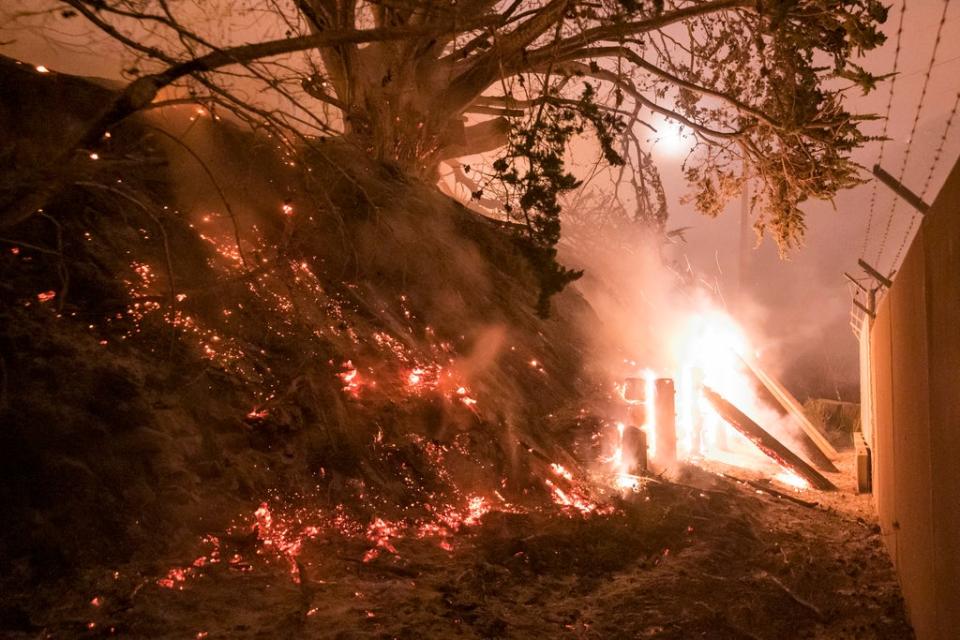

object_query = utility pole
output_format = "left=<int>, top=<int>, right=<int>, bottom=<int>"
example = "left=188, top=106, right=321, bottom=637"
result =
left=736, top=168, right=751, bottom=313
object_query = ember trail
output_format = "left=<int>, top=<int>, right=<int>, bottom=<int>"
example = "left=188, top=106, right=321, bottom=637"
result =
left=3, top=1, right=957, bottom=638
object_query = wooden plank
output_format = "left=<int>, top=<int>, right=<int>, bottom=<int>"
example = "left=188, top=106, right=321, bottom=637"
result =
left=703, top=387, right=838, bottom=491
left=737, top=353, right=840, bottom=460
left=721, top=473, right=820, bottom=509
left=751, top=379, right=839, bottom=473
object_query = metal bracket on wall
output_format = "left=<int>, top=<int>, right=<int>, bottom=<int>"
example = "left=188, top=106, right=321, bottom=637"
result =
left=858, top=258, right=893, bottom=289
left=873, top=164, right=931, bottom=216
left=846, top=272, right=877, bottom=319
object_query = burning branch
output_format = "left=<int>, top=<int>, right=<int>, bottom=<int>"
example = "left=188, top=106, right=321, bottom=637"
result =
left=702, top=387, right=837, bottom=492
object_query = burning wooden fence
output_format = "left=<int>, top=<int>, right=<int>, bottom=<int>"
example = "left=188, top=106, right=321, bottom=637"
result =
left=615, top=354, right=839, bottom=491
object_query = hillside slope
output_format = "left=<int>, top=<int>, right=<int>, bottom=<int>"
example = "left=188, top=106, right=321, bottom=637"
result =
left=0, top=55, right=604, bottom=579
left=0, top=58, right=912, bottom=640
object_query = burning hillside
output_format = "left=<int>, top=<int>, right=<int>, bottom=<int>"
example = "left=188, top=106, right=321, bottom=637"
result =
left=0, top=60, right=911, bottom=639
left=0, top=56, right=615, bottom=580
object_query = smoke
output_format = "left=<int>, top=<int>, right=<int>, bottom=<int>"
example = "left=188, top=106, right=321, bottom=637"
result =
left=558, top=198, right=759, bottom=376
left=558, top=195, right=827, bottom=473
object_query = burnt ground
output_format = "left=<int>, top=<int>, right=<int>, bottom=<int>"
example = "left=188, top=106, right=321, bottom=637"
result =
left=0, top=60, right=912, bottom=640
left=7, top=455, right=911, bottom=640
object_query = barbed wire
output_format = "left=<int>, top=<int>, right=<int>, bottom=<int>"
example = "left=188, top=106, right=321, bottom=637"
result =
left=860, top=0, right=908, bottom=260
left=876, top=0, right=952, bottom=272
left=917, top=90, right=960, bottom=201
left=888, top=88, right=960, bottom=267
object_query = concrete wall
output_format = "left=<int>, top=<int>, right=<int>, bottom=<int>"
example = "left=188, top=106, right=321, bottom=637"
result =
left=865, top=157, right=960, bottom=640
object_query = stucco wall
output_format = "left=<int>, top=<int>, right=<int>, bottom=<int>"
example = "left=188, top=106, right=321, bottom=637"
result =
left=866, top=157, right=960, bottom=640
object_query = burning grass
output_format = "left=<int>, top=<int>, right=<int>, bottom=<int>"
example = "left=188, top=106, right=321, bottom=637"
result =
left=0, top=64, right=910, bottom=640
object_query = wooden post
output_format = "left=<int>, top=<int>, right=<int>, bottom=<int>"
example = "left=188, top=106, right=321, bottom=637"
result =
left=622, top=426, right=648, bottom=474
left=703, top=387, right=838, bottom=491
left=600, top=423, right=620, bottom=462
left=654, top=378, right=677, bottom=467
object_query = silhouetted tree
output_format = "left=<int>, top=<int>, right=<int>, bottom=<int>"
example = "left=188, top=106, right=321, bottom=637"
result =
left=3, top=0, right=887, bottom=306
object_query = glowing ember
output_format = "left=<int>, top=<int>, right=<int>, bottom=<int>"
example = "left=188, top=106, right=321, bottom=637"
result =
left=403, top=363, right=443, bottom=394
left=252, top=502, right=314, bottom=580
left=337, top=360, right=363, bottom=396
left=363, top=518, right=401, bottom=562
left=463, top=495, right=489, bottom=526
left=157, top=566, right=191, bottom=590
left=254, top=502, right=273, bottom=531
left=456, top=386, right=479, bottom=408
left=545, top=479, right=606, bottom=516
left=153, top=491, right=499, bottom=591
left=544, top=462, right=613, bottom=516
left=156, top=536, right=221, bottom=589
left=774, top=471, right=809, bottom=490
left=614, top=473, right=641, bottom=491
left=246, top=407, right=269, bottom=420
left=550, top=463, right=574, bottom=482
left=36, top=290, right=56, bottom=303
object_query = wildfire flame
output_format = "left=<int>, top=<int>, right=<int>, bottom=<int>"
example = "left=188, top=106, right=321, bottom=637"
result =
left=606, top=308, right=810, bottom=491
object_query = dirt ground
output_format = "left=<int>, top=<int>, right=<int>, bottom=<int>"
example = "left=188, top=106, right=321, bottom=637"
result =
left=6, top=451, right=912, bottom=640
left=0, top=59, right=912, bottom=640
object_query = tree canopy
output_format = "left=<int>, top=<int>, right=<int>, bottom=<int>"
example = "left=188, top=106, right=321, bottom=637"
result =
left=5, top=0, right=888, bottom=300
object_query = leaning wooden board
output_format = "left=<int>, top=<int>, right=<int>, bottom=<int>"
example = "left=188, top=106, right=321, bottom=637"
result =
left=703, top=386, right=838, bottom=492
left=737, top=353, right=840, bottom=461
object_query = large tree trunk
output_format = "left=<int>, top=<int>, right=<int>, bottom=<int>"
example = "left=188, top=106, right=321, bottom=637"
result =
left=298, top=0, right=504, bottom=179
left=335, top=46, right=473, bottom=178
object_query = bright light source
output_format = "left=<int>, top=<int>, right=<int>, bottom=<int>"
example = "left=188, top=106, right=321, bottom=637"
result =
left=35, top=65, right=50, bottom=73
left=655, top=119, right=692, bottom=157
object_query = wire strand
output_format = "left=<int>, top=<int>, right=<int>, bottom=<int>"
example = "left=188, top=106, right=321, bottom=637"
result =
left=860, top=0, right=908, bottom=259
left=876, top=0, right=951, bottom=271
left=889, top=89, right=960, bottom=268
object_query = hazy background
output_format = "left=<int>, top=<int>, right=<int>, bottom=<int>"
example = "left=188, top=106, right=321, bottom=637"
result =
left=638, top=2, right=960, bottom=400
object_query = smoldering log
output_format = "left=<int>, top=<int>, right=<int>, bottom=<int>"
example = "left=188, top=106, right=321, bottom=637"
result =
left=702, top=387, right=838, bottom=492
